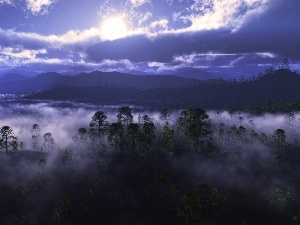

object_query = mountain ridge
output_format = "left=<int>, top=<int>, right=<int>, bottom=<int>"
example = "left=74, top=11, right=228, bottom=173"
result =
left=26, top=68, right=300, bottom=110
left=0, top=70, right=211, bottom=94
left=0, top=73, right=29, bottom=83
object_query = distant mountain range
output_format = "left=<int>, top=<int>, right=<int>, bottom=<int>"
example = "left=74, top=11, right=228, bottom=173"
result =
left=21, top=68, right=300, bottom=110
left=2, top=67, right=300, bottom=111
left=0, top=70, right=216, bottom=94
left=0, top=67, right=220, bottom=80
left=0, top=74, right=29, bottom=82
left=0, top=69, right=38, bottom=78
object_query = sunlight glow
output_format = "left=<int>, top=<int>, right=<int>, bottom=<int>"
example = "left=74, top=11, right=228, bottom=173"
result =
left=100, top=17, right=128, bottom=41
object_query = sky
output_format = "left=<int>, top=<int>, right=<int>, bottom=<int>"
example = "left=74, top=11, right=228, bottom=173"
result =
left=0, top=0, right=300, bottom=78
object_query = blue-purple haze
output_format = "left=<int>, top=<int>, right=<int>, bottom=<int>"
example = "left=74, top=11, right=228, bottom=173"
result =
left=0, top=0, right=299, bottom=78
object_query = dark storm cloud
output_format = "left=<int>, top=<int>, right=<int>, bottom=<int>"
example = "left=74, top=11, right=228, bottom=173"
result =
left=85, top=34, right=197, bottom=63
left=85, top=26, right=300, bottom=63
left=0, top=29, right=48, bottom=50
left=247, top=0, right=300, bottom=30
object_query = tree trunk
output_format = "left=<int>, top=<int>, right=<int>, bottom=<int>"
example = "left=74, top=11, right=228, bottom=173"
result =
left=98, top=121, right=101, bottom=144
left=5, top=137, right=8, bottom=152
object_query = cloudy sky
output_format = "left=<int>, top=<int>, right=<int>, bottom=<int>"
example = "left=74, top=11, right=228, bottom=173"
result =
left=0, top=0, right=299, bottom=78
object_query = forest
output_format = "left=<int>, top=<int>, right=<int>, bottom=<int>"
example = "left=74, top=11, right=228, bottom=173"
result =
left=1, top=0, right=299, bottom=224
left=0, top=103, right=300, bottom=225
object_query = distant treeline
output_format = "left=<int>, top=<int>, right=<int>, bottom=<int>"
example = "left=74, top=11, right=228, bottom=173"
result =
left=23, top=63, right=300, bottom=113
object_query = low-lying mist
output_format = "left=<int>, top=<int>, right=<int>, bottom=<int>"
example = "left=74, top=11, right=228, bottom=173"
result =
left=209, top=110, right=300, bottom=142
left=0, top=101, right=145, bottom=148
left=0, top=101, right=300, bottom=225
left=1, top=101, right=299, bottom=149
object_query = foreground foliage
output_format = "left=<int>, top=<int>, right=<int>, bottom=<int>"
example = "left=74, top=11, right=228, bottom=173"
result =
left=0, top=106, right=300, bottom=225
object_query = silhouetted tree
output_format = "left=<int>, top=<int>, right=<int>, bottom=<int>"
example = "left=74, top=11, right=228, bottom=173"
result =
left=250, top=129, right=259, bottom=139
left=160, top=107, right=172, bottom=123
left=281, top=58, right=290, bottom=70
left=73, top=128, right=89, bottom=148
left=237, top=126, right=246, bottom=138
left=259, top=132, right=268, bottom=144
left=127, top=123, right=139, bottom=152
left=273, top=129, right=286, bottom=150
left=117, top=106, right=133, bottom=127
left=43, top=132, right=54, bottom=151
left=218, top=123, right=225, bottom=139
left=0, top=126, right=17, bottom=152
left=139, top=116, right=156, bottom=152
left=178, top=108, right=212, bottom=151
left=78, top=128, right=88, bottom=141
left=265, top=66, right=275, bottom=76
left=108, top=122, right=124, bottom=151
left=230, top=124, right=237, bottom=135
left=160, top=122, right=174, bottom=153
left=286, top=112, right=295, bottom=124
left=238, top=116, right=244, bottom=125
left=31, top=124, right=41, bottom=151
left=89, top=111, right=108, bottom=143
left=32, top=124, right=40, bottom=133
left=228, top=108, right=237, bottom=118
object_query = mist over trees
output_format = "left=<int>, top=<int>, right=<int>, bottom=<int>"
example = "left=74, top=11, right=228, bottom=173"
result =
left=1, top=61, right=300, bottom=224
left=0, top=103, right=300, bottom=224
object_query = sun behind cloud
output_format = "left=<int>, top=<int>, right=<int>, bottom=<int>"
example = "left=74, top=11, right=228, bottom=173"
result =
left=100, top=16, right=128, bottom=41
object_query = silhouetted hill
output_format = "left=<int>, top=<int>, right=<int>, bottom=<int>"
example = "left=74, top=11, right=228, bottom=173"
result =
left=32, top=72, right=67, bottom=87
left=0, top=70, right=207, bottom=94
left=141, top=68, right=300, bottom=109
left=27, top=68, right=300, bottom=110
left=0, top=69, right=38, bottom=77
left=75, top=71, right=206, bottom=89
left=30, top=86, right=140, bottom=103
left=0, top=72, right=66, bottom=94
